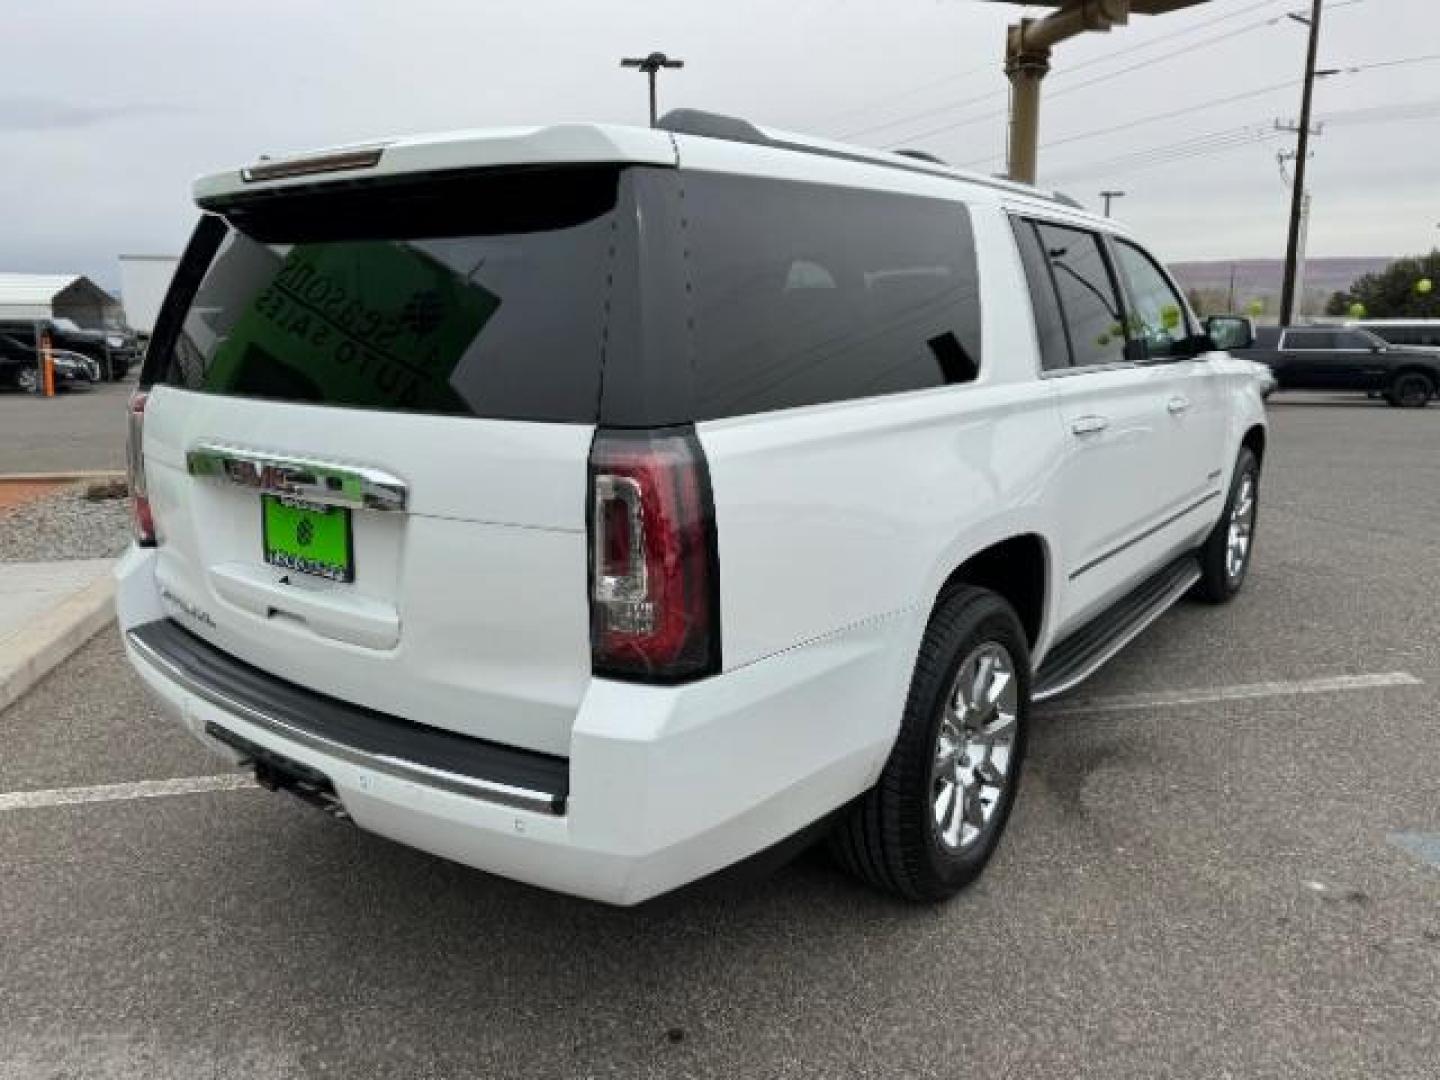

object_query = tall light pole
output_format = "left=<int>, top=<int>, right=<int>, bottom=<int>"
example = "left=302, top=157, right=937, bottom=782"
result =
left=1100, top=190, right=1126, bottom=216
left=1279, top=0, right=1324, bottom=327
left=620, top=52, right=684, bottom=128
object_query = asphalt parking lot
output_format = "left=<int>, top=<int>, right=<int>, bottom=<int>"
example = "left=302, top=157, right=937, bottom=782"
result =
left=3, top=394, right=1438, bottom=1079
left=0, top=378, right=131, bottom=474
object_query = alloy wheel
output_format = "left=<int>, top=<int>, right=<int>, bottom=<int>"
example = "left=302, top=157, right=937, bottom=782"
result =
left=1226, top=472, right=1256, bottom=582
left=931, top=642, right=1019, bottom=852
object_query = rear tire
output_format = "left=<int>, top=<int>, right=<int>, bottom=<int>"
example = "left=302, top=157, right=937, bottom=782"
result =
left=1193, top=447, right=1259, bottom=604
left=1385, top=372, right=1434, bottom=409
left=830, top=586, right=1030, bottom=901
left=15, top=367, right=38, bottom=394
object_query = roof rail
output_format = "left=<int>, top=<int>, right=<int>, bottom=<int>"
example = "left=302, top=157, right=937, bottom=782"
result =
left=656, top=107, right=1079, bottom=209
left=656, top=109, right=769, bottom=146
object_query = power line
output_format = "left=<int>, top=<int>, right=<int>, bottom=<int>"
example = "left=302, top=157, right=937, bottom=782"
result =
left=839, top=0, right=1288, bottom=143
left=1047, top=125, right=1282, bottom=180
left=1322, top=97, right=1440, bottom=125
left=817, top=60, right=995, bottom=129
left=959, top=78, right=1300, bottom=168
left=841, top=87, right=1005, bottom=142
left=1044, top=91, right=1440, bottom=181
left=878, top=5, right=1303, bottom=148
left=958, top=51, right=1440, bottom=174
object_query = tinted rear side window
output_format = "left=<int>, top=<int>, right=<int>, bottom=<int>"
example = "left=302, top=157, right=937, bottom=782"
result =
left=1376, top=328, right=1418, bottom=345
left=1032, top=222, right=1128, bottom=370
left=146, top=167, right=630, bottom=422
left=1011, top=218, right=1072, bottom=371
left=679, top=174, right=982, bottom=420
left=1284, top=331, right=1336, bottom=350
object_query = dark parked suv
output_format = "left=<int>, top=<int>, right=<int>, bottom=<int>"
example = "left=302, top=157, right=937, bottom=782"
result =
left=1239, top=325, right=1440, bottom=408
left=0, top=319, right=138, bottom=382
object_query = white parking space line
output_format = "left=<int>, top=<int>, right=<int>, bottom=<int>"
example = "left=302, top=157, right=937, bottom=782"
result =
left=1042, top=671, right=1423, bottom=718
left=0, top=674, right=1424, bottom=813
left=0, top=774, right=256, bottom=813
left=1389, top=832, right=1440, bottom=871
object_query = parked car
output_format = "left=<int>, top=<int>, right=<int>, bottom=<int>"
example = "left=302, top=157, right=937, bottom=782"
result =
left=117, top=111, right=1268, bottom=905
left=0, top=318, right=138, bottom=381
left=1345, top=318, right=1440, bottom=349
left=1239, top=325, right=1440, bottom=407
left=0, top=337, right=98, bottom=391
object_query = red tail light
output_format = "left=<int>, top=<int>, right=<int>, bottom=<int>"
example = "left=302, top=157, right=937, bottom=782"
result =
left=127, top=390, right=156, bottom=547
left=589, top=428, right=720, bottom=683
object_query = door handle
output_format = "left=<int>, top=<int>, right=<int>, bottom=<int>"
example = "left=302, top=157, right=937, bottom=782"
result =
left=1070, top=415, right=1109, bottom=436
left=1167, top=396, right=1191, bottom=415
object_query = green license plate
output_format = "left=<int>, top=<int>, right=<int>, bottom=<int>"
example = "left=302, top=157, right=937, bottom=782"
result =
left=262, top=495, right=354, bottom=582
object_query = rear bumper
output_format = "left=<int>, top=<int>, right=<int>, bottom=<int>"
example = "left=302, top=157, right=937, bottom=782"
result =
left=116, top=546, right=911, bottom=905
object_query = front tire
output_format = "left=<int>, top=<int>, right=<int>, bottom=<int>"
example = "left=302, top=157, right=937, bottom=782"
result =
left=830, top=586, right=1030, bottom=901
left=1193, top=447, right=1259, bottom=603
left=1385, top=372, right=1434, bottom=409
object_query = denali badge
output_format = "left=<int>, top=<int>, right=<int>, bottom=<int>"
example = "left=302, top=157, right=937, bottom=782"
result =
left=159, top=587, right=217, bottom=630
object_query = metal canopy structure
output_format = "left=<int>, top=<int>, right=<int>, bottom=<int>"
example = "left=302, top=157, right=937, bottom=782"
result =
left=986, top=0, right=1207, bottom=184
left=0, top=273, right=120, bottom=328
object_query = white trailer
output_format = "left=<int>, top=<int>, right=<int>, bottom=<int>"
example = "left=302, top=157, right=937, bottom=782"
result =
left=118, top=255, right=179, bottom=337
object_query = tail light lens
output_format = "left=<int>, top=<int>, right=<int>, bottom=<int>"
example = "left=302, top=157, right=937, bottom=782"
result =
left=126, top=390, right=155, bottom=547
left=589, top=428, right=720, bottom=683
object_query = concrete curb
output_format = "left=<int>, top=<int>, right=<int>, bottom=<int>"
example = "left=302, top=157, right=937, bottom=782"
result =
left=0, top=575, right=115, bottom=712
left=0, top=471, right=125, bottom=484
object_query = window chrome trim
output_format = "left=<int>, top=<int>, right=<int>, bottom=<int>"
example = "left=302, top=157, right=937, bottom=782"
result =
left=186, top=442, right=407, bottom=513
left=126, top=629, right=564, bottom=815
left=1040, top=360, right=1139, bottom=380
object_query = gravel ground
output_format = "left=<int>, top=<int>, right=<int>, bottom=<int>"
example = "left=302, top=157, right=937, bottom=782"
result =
left=0, top=485, right=130, bottom=562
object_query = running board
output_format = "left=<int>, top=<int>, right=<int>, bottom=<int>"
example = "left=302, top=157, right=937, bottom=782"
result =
left=1033, top=554, right=1201, bottom=703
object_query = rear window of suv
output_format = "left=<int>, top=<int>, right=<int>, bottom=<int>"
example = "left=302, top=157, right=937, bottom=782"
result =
left=146, top=167, right=631, bottom=423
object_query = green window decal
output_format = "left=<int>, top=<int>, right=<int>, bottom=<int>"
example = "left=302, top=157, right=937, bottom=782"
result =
left=205, top=242, right=500, bottom=413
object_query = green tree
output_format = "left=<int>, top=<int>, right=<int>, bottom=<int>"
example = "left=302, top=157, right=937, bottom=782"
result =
left=1325, top=249, right=1440, bottom=318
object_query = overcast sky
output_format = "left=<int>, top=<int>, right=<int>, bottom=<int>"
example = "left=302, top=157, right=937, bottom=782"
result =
left=3, top=0, right=1436, bottom=289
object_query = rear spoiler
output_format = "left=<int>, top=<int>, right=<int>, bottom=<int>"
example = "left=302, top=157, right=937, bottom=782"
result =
left=193, top=123, right=678, bottom=205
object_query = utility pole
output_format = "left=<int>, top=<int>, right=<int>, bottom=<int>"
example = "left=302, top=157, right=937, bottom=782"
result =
left=1100, top=190, right=1126, bottom=216
left=1279, top=0, right=1324, bottom=326
left=1293, top=191, right=1313, bottom=318
left=620, top=52, right=684, bottom=128
left=1277, top=122, right=1324, bottom=321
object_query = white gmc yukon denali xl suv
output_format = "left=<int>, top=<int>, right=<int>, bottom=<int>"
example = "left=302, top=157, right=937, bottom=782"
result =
left=117, top=111, right=1267, bottom=904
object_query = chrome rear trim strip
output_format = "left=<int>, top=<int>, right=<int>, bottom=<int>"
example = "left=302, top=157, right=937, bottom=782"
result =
left=126, top=630, right=562, bottom=816
left=186, top=442, right=407, bottom=513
